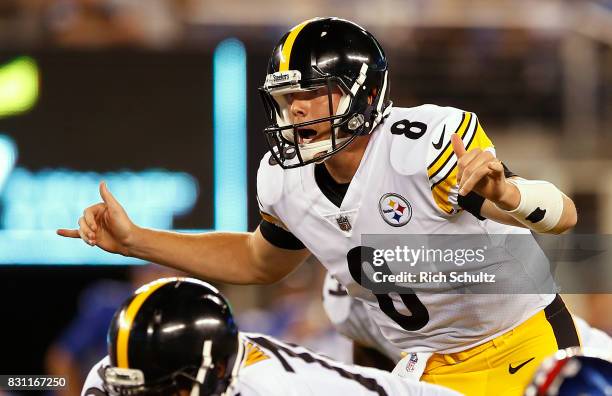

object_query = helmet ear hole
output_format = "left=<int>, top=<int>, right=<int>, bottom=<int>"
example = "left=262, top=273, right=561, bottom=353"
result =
left=215, top=361, right=227, bottom=379
left=368, top=88, right=378, bottom=105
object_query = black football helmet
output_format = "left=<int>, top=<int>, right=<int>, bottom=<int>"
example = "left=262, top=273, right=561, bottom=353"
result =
left=259, top=17, right=392, bottom=168
left=103, top=278, right=243, bottom=396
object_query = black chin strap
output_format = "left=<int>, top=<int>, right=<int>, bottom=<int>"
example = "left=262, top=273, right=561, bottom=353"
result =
left=326, top=78, right=337, bottom=149
left=361, top=105, right=376, bottom=135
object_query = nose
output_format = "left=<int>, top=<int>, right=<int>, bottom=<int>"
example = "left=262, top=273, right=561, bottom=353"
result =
left=289, top=95, right=308, bottom=120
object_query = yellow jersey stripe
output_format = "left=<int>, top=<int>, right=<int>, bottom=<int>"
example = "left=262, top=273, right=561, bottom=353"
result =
left=430, top=119, right=494, bottom=214
left=427, top=112, right=472, bottom=177
left=432, top=166, right=459, bottom=214
left=427, top=112, right=466, bottom=171
left=116, top=279, right=172, bottom=368
left=430, top=119, right=483, bottom=190
left=279, top=19, right=317, bottom=71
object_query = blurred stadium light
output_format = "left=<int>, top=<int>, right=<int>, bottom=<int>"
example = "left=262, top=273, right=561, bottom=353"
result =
left=0, top=134, right=16, bottom=193
left=0, top=56, right=39, bottom=118
left=0, top=165, right=200, bottom=264
left=213, top=39, right=247, bottom=232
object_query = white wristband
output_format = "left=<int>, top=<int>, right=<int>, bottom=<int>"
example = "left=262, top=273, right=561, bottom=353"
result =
left=498, top=179, right=565, bottom=233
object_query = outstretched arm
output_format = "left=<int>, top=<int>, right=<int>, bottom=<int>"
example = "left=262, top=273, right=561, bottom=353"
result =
left=58, top=182, right=310, bottom=284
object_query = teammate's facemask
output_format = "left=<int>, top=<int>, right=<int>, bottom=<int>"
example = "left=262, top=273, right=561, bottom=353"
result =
left=104, top=278, right=245, bottom=396
left=259, top=17, right=392, bottom=169
left=101, top=340, right=245, bottom=396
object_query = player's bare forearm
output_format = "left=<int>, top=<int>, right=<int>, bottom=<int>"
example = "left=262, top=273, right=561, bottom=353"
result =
left=126, top=226, right=309, bottom=284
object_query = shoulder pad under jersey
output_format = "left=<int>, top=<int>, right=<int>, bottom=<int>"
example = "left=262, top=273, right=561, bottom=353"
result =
left=386, top=105, right=465, bottom=176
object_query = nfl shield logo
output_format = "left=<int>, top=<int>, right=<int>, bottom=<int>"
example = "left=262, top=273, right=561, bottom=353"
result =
left=407, top=353, right=419, bottom=372
left=336, top=215, right=352, bottom=232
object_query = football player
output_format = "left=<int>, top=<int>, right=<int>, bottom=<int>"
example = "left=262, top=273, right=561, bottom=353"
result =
left=61, top=17, right=580, bottom=395
left=322, top=272, right=402, bottom=370
left=81, top=277, right=460, bottom=396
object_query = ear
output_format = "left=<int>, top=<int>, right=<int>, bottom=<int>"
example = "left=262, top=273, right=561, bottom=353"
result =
left=215, top=362, right=227, bottom=378
left=368, top=87, right=378, bottom=105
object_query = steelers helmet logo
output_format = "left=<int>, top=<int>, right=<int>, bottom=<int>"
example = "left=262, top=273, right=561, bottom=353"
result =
left=379, top=193, right=412, bottom=227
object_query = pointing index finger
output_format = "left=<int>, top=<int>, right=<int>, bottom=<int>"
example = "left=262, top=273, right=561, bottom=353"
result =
left=57, top=229, right=80, bottom=238
left=451, top=133, right=466, bottom=158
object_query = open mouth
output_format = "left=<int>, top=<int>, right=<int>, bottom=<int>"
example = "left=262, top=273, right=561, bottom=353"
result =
left=297, top=128, right=317, bottom=144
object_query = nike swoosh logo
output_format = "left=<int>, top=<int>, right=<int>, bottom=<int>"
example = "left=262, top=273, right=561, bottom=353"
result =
left=508, top=357, right=535, bottom=374
left=432, top=125, right=445, bottom=150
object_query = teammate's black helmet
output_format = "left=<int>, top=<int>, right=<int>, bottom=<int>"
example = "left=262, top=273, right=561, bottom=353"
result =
left=104, top=278, right=242, bottom=396
left=259, top=17, right=392, bottom=168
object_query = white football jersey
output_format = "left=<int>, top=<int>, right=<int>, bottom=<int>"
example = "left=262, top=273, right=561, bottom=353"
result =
left=81, top=332, right=460, bottom=396
left=257, top=104, right=555, bottom=353
left=323, top=272, right=403, bottom=363
left=573, top=316, right=612, bottom=360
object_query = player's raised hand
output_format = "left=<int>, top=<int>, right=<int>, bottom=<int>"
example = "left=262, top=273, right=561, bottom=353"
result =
left=451, top=133, right=517, bottom=208
left=57, top=182, right=135, bottom=255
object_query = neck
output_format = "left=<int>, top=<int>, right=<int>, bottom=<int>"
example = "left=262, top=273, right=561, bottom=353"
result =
left=323, top=134, right=371, bottom=183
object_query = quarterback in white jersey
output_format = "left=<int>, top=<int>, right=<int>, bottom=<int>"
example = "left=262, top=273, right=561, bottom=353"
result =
left=253, top=17, right=579, bottom=396
left=257, top=101, right=561, bottom=352
left=60, top=17, right=579, bottom=396
left=83, top=334, right=460, bottom=396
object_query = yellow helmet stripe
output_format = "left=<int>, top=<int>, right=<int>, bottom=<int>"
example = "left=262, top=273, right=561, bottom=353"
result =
left=279, top=18, right=318, bottom=71
left=116, top=278, right=174, bottom=368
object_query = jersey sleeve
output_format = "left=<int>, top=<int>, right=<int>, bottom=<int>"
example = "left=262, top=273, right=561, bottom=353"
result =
left=256, top=153, right=306, bottom=250
left=258, top=219, right=306, bottom=250
left=242, top=333, right=460, bottom=396
left=427, top=111, right=494, bottom=215
left=81, top=356, right=110, bottom=396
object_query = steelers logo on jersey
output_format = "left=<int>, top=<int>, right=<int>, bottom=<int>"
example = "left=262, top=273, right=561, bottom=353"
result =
left=379, top=193, right=412, bottom=227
